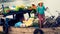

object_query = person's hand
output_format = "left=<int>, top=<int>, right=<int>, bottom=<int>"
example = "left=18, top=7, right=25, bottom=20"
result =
left=46, top=7, right=48, bottom=9
left=45, top=7, right=48, bottom=11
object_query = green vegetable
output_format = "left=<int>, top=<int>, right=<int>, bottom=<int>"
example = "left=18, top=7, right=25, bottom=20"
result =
left=4, top=8, right=10, bottom=14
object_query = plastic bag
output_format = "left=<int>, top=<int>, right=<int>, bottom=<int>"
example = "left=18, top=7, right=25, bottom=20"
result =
left=14, top=22, right=22, bottom=27
left=24, top=13, right=29, bottom=20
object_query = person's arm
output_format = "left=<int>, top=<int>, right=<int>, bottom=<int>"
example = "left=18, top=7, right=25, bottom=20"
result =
left=43, top=6, right=48, bottom=11
left=36, top=6, right=39, bottom=13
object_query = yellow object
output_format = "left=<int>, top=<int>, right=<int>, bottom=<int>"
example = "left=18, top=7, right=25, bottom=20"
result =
left=19, top=4, right=25, bottom=8
left=16, top=4, right=25, bottom=8
left=15, top=6, right=19, bottom=11
left=23, top=18, right=34, bottom=27
left=15, top=4, right=25, bottom=11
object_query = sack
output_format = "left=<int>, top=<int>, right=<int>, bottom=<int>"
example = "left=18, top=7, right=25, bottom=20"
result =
left=24, top=13, right=29, bottom=20
left=30, top=13, right=34, bottom=18
left=23, top=18, right=34, bottom=27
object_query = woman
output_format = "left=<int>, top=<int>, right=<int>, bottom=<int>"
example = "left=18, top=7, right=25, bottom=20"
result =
left=37, top=1, right=48, bottom=28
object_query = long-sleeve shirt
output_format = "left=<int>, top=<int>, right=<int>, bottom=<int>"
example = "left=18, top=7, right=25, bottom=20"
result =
left=36, top=6, right=46, bottom=15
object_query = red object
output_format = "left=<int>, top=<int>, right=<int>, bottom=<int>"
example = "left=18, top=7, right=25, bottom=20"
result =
left=6, top=10, right=10, bottom=13
left=38, top=14, right=45, bottom=28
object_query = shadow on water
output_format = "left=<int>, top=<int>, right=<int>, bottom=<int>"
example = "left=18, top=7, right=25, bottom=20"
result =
left=34, top=29, right=44, bottom=34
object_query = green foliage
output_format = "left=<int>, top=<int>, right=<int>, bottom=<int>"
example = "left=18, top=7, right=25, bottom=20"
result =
left=32, top=22, right=39, bottom=27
